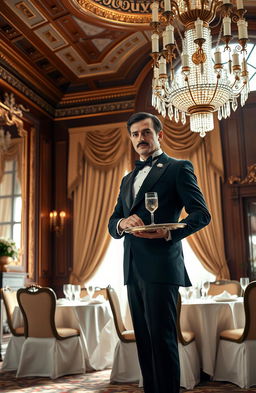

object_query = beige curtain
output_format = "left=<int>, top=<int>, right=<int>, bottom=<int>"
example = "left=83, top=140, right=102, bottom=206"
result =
left=0, top=139, right=23, bottom=183
left=0, top=139, right=23, bottom=239
left=162, top=115, right=230, bottom=279
left=68, top=123, right=132, bottom=284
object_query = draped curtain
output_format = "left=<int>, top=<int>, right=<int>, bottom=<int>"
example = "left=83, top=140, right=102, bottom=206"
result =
left=68, top=123, right=132, bottom=284
left=162, top=116, right=230, bottom=279
left=0, top=139, right=23, bottom=239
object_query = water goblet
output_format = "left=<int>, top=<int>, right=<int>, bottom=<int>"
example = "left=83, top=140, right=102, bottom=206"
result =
left=145, top=192, right=158, bottom=225
left=184, top=286, right=193, bottom=302
left=202, top=281, right=210, bottom=299
left=73, top=285, right=81, bottom=301
left=240, top=277, right=249, bottom=295
left=87, top=285, right=95, bottom=300
left=63, top=284, right=72, bottom=301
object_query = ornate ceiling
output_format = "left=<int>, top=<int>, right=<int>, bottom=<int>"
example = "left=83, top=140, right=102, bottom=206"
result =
left=0, top=0, right=255, bottom=119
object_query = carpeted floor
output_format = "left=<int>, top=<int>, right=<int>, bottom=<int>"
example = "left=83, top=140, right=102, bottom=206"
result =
left=1, top=367, right=256, bottom=393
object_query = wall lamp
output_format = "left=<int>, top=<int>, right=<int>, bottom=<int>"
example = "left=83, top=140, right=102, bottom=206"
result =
left=50, top=210, right=66, bottom=235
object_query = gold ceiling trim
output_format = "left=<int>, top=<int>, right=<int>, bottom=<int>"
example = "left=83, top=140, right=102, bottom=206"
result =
left=71, top=0, right=151, bottom=26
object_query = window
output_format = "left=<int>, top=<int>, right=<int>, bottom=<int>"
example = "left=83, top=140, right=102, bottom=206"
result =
left=0, top=160, right=21, bottom=248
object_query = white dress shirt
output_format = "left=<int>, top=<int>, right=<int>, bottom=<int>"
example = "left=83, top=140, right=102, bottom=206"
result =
left=133, top=148, right=163, bottom=199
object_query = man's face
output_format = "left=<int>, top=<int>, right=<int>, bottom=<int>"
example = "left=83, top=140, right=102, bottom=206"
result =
left=129, top=118, right=163, bottom=159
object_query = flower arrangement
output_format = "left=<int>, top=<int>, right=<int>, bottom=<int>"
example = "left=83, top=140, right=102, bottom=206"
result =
left=0, top=238, right=19, bottom=259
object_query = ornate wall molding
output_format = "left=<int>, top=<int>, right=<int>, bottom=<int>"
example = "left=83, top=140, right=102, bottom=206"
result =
left=55, top=99, right=134, bottom=119
left=1, top=65, right=135, bottom=119
left=0, top=65, right=55, bottom=116
left=228, top=164, right=256, bottom=184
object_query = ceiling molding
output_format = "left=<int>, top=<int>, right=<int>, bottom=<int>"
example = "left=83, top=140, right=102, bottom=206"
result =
left=0, top=38, right=61, bottom=102
left=54, top=100, right=134, bottom=120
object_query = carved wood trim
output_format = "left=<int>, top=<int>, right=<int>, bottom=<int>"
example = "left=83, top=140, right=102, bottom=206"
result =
left=228, top=163, right=256, bottom=184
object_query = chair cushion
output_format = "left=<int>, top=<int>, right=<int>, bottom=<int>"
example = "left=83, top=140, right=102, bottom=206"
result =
left=121, top=330, right=135, bottom=341
left=181, top=330, right=195, bottom=344
left=220, top=328, right=243, bottom=341
left=56, top=327, right=80, bottom=337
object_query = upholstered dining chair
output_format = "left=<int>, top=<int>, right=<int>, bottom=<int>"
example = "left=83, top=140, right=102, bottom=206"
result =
left=16, top=285, right=85, bottom=378
left=176, top=293, right=200, bottom=389
left=1, top=288, right=25, bottom=371
left=106, top=285, right=140, bottom=383
left=214, top=280, right=256, bottom=388
left=208, top=280, right=241, bottom=297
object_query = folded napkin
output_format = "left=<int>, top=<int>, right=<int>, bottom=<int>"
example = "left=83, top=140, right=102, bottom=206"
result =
left=214, top=290, right=238, bottom=302
left=57, top=298, right=70, bottom=305
left=88, top=295, right=106, bottom=304
left=80, top=295, right=90, bottom=302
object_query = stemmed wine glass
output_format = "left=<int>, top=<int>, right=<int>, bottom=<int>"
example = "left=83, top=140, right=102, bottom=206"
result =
left=240, top=277, right=249, bottom=295
left=63, top=284, right=72, bottom=301
left=202, top=281, right=210, bottom=299
left=145, top=192, right=158, bottom=225
left=73, top=285, right=81, bottom=301
left=87, top=285, right=95, bottom=300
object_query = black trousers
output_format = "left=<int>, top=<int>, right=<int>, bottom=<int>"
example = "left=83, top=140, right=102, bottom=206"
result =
left=127, top=262, right=180, bottom=393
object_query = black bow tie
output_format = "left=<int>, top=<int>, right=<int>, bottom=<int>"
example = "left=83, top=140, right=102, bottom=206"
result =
left=135, top=156, right=153, bottom=170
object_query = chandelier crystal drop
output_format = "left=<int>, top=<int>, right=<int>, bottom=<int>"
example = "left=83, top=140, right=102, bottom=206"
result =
left=151, top=0, right=250, bottom=137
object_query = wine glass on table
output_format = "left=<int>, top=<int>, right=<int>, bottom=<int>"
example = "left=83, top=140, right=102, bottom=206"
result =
left=63, top=284, right=72, bottom=301
left=202, top=281, right=210, bottom=300
left=145, top=192, right=158, bottom=225
left=240, top=277, right=249, bottom=296
left=87, top=285, right=95, bottom=300
left=73, top=285, right=81, bottom=301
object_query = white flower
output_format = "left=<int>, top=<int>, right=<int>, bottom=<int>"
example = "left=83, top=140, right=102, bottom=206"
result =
left=157, top=163, right=163, bottom=168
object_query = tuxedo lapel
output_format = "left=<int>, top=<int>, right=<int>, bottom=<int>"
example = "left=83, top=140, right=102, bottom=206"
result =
left=123, top=170, right=137, bottom=210
left=131, top=154, right=171, bottom=210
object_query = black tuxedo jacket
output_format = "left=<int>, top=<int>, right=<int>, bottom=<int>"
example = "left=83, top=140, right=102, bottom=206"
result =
left=108, top=153, right=211, bottom=286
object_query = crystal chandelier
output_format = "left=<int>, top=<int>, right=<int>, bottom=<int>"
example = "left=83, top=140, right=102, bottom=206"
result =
left=151, top=0, right=249, bottom=137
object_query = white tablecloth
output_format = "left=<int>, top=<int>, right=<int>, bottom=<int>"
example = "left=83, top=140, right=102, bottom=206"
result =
left=13, top=299, right=118, bottom=371
left=180, top=298, right=245, bottom=376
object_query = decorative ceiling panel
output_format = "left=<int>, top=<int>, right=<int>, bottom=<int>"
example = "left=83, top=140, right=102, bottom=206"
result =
left=3, top=0, right=47, bottom=28
left=33, top=24, right=68, bottom=50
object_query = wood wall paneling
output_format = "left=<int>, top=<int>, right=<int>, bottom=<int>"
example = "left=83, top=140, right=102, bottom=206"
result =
left=39, top=133, right=53, bottom=287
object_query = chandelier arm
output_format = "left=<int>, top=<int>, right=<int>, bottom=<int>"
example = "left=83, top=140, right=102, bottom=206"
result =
left=210, top=0, right=222, bottom=18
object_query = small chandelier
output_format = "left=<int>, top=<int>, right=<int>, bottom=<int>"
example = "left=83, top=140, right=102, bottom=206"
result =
left=151, top=0, right=249, bottom=137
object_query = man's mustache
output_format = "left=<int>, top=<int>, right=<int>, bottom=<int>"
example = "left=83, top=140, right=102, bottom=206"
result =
left=137, top=142, right=149, bottom=148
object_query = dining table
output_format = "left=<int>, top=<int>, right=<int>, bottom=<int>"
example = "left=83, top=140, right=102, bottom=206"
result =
left=180, top=297, right=245, bottom=377
left=12, top=297, right=119, bottom=371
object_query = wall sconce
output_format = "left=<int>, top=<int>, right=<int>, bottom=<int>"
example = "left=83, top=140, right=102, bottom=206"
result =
left=49, top=210, right=66, bottom=235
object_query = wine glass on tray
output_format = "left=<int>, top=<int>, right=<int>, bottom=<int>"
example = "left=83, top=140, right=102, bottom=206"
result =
left=145, top=192, right=158, bottom=225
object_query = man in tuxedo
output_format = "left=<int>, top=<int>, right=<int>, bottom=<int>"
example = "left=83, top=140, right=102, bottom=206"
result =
left=108, top=112, right=211, bottom=393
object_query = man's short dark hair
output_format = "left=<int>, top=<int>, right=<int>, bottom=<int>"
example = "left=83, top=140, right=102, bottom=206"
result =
left=127, top=112, right=162, bottom=134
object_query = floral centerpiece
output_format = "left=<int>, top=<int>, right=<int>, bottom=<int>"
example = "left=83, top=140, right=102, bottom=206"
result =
left=0, top=238, right=18, bottom=271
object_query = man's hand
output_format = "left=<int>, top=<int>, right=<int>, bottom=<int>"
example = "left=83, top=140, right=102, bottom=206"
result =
left=133, top=228, right=169, bottom=239
left=118, top=214, right=144, bottom=231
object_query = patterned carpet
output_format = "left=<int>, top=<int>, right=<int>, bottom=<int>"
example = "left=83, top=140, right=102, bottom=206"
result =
left=1, top=367, right=256, bottom=393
